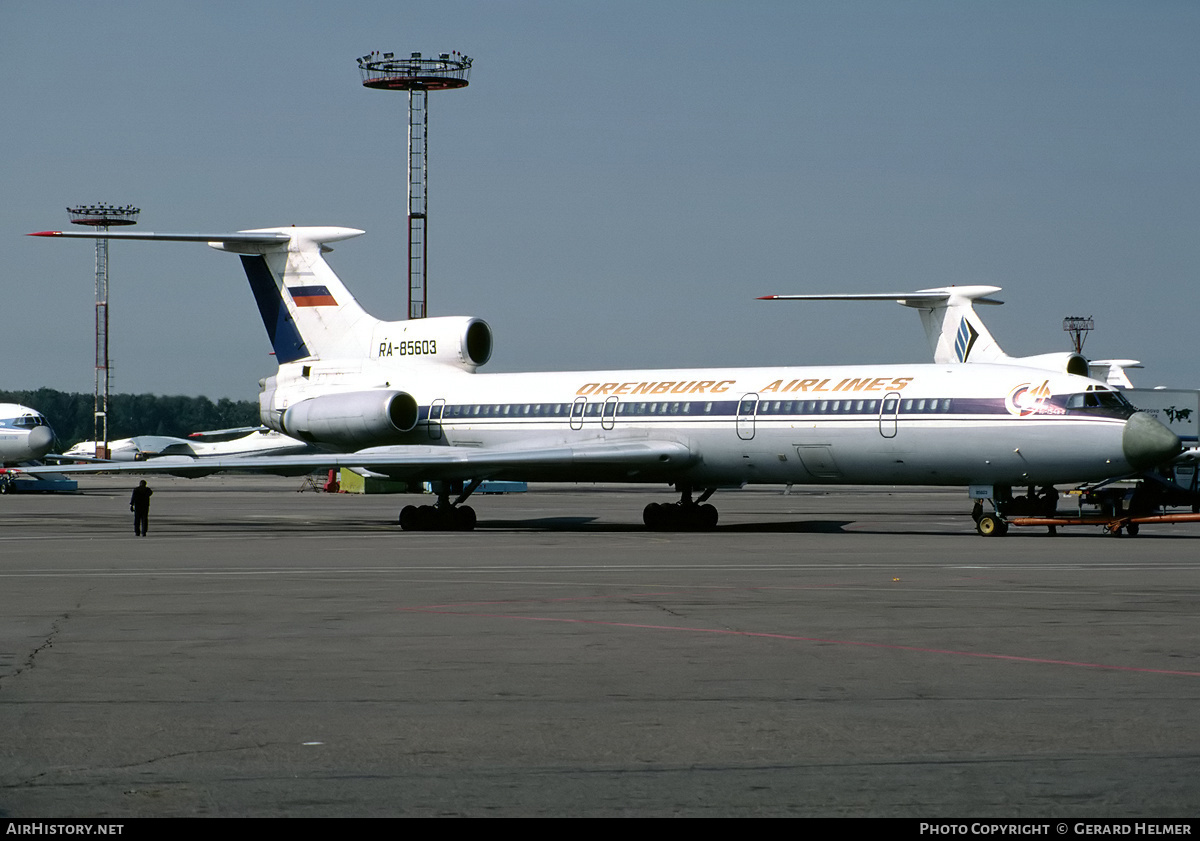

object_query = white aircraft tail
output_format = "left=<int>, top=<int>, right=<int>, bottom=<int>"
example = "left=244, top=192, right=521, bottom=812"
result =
left=760, top=286, right=1007, bottom=363
left=30, top=225, right=493, bottom=373
left=1089, top=359, right=1142, bottom=389
left=904, top=286, right=1009, bottom=364
left=760, top=285, right=1106, bottom=378
left=212, top=227, right=376, bottom=363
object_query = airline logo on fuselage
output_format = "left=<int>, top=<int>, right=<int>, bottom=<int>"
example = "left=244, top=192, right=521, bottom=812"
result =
left=1005, top=380, right=1063, bottom=416
left=576, top=376, right=914, bottom=397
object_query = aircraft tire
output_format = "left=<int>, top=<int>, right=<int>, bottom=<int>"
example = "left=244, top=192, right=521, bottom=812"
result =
left=976, top=515, right=1004, bottom=537
left=456, top=505, right=477, bottom=531
left=644, top=502, right=717, bottom=532
left=643, top=503, right=665, bottom=530
left=399, top=504, right=436, bottom=531
left=399, top=505, right=419, bottom=530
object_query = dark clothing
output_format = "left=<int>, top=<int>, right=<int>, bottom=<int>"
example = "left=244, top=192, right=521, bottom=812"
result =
left=130, top=484, right=153, bottom=536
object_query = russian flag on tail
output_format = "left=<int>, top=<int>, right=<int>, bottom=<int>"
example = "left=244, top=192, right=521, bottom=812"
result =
left=288, top=285, right=338, bottom=308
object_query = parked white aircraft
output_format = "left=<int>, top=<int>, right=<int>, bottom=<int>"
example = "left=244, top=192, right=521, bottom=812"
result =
left=26, top=227, right=1181, bottom=534
left=760, top=286, right=1143, bottom=387
left=0, top=403, right=55, bottom=464
left=62, top=427, right=311, bottom=462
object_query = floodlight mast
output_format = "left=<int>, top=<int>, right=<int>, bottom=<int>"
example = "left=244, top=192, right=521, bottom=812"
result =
left=357, top=50, right=472, bottom=319
left=67, top=204, right=140, bottom=459
left=1063, top=316, right=1094, bottom=355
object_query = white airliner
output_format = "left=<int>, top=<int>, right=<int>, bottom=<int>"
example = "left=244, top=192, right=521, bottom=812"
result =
left=26, top=226, right=1181, bottom=534
left=761, top=286, right=1143, bottom=387
left=0, top=403, right=55, bottom=464
left=62, top=427, right=312, bottom=462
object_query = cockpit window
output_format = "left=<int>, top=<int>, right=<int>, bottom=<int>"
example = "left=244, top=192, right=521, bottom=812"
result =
left=1063, top=390, right=1135, bottom=415
left=0, top=414, right=49, bottom=430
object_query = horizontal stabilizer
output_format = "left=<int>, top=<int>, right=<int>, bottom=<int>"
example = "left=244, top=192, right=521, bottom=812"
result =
left=29, top=230, right=291, bottom=245
left=760, top=286, right=1007, bottom=363
left=759, top=286, right=1005, bottom=307
left=28, top=227, right=365, bottom=255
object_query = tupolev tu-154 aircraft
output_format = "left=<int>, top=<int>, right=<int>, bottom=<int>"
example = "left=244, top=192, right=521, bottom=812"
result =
left=26, top=225, right=1182, bottom=534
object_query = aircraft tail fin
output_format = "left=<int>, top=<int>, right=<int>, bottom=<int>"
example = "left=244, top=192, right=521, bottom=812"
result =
left=30, top=225, right=376, bottom=364
left=211, top=227, right=375, bottom=363
left=904, top=286, right=1008, bottom=364
left=759, top=285, right=1009, bottom=363
left=1089, top=359, right=1142, bottom=389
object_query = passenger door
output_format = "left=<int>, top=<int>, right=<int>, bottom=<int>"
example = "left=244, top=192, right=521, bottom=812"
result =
left=878, top=392, right=900, bottom=439
left=737, top=393, right=759, bottom=440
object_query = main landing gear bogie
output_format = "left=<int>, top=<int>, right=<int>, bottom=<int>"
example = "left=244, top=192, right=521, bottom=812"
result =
left=643, top=484, right=719, bottom=531
left=399, top=503, right=477, bottom=531
left=399, top=479, right=482, bottom=531
left=643, top=501, right=718, bottom=531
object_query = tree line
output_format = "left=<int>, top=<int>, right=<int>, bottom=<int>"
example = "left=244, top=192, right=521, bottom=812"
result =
left=0, top=389, right=260, bottom=447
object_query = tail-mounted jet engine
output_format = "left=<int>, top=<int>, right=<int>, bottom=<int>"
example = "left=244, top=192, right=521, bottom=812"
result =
left=280, top=390, right=419, bottom=447
left=371, top=316, right=493, bottom=372
left=1009, top=352, right=1090, bottom=377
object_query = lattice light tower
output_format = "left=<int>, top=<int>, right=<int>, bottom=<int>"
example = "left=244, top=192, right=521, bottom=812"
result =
left=357, top=50, right=472, bottom=319
left=1063, top=316, right=1094, bottom=354
left=67, top=203, right=140, bottom=458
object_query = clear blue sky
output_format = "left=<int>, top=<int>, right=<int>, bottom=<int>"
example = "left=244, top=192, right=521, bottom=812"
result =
left=3, top=1, right=1197, bottom=400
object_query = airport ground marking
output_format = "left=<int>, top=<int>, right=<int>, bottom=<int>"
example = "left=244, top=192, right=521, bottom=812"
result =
left=399, top=604, right=1200, bottom=678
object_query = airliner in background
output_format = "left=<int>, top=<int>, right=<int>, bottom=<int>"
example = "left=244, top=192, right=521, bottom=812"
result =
left=760, top=286, right=1142, bottom=388
left=26, top=226, right=1181, bottom=534
left=0, top=403, right=55, bottom=465
left=62, top=427, right=312, bottom=462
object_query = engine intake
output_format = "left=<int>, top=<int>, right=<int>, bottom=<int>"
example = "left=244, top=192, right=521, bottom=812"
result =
left=281, top=390, right=419, bottom=447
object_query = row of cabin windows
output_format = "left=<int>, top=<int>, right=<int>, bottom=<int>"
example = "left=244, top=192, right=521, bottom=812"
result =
left=433, top=398, right=957, bottom=420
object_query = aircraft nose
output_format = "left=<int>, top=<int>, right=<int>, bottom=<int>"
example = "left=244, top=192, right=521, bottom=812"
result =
left=27, top=426, right=54, bottom=458
left=1122, top=411, right=1181, bottom=471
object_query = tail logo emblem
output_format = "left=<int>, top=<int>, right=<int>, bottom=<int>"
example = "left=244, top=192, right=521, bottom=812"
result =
left=954, top=319, right=979, bottom=363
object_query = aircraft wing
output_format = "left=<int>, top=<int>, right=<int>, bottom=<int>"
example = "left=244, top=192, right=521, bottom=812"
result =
left=15, top=440, right=695, bottom=482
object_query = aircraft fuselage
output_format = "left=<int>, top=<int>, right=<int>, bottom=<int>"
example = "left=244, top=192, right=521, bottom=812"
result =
left=264, top=360, right=1145, bottom=488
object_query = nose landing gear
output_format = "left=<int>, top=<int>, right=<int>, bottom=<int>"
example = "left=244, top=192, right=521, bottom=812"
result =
left=973, top=485, right=1059, bottom=536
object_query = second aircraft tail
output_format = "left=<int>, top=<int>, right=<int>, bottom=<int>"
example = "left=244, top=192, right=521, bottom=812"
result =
left=759, top=286, right=1008, bottom=363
